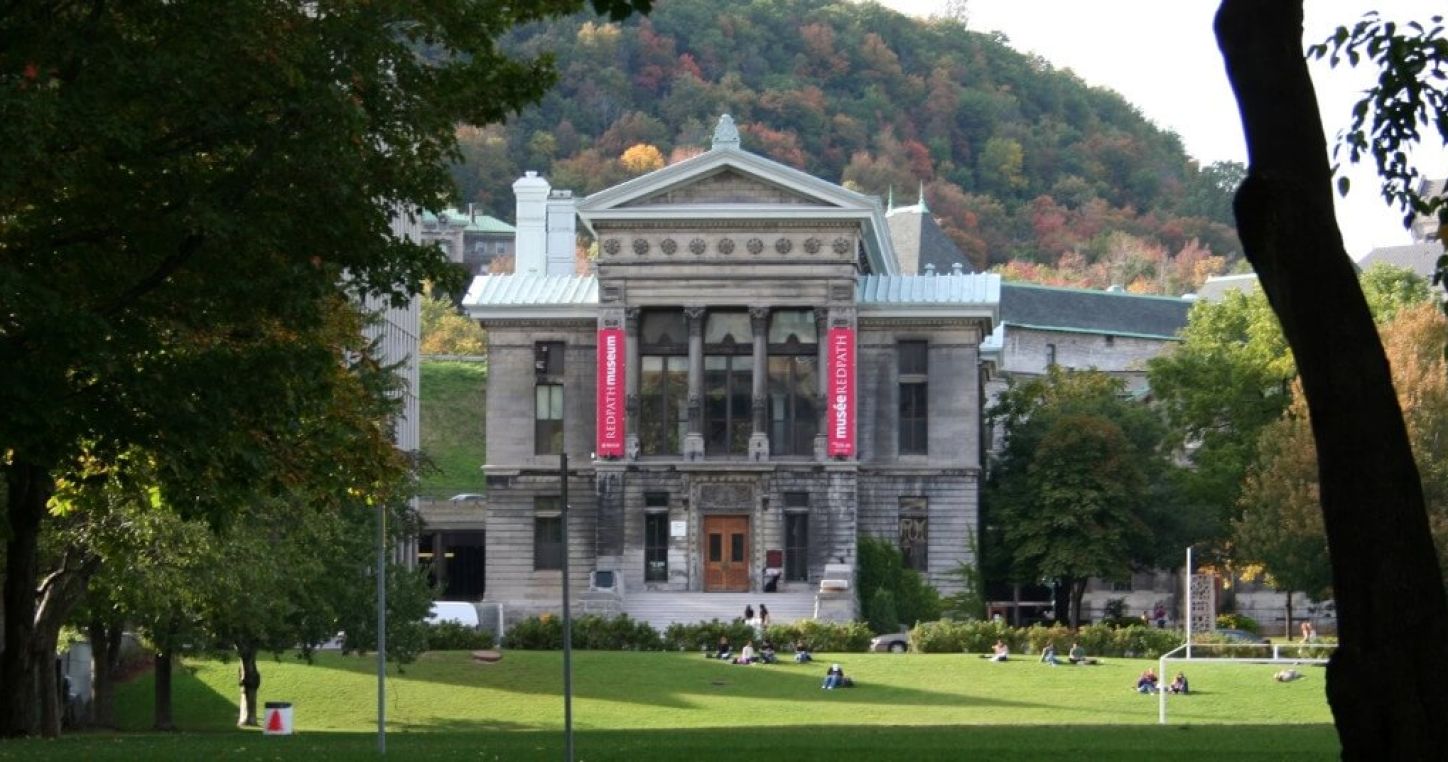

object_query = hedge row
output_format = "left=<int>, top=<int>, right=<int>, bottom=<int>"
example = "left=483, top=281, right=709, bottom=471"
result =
left=500, top=614, right=871, bottom=652
left=910, top=621, right=1184, bottom=659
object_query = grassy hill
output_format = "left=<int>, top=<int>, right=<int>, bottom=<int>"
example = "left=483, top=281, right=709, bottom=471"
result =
left=0, top=651, right=1338, bottom=760
left=418, top=360, right=487, bottom=500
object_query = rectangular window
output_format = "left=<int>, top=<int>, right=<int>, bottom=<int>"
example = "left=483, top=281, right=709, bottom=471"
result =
left=767, top=310, right=819, bottom=456
left=785, top=512, right=809, bottom=582
left=898, top=341, right=928, bottom=455
left=640, top=356, right=688, bottom=455
left=644, top=513, right=669, bottom=582
left=1045, top=343, right=1057, bottom=368
left=1104, top=335, right=1115, bottom=347
left=705, top=355, right=754, bottom=455
left=535, top=383, right=564, bottom=455
left=535, top=341, right=565, bottom=376
left=534, top=497, right=563, bottom=571
left=899, top=497, right=928, bottom=573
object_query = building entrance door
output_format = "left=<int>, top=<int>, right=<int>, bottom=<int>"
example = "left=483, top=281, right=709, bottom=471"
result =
left=702, top=515, right=750, bottom=591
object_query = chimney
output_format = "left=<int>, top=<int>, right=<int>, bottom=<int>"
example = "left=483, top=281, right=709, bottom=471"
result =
left=546, top=190, right=577, bottom=276
left=513, top=171, right=550, bottom=275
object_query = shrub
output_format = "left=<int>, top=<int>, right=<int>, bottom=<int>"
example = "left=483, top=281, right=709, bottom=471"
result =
left=1103, top=598, right=1127, bottom=619
left=502, top=615, right=563, bottom=650
left=1216, top=613, right=1260, bottom=634
left=503, top=614, right=661, bottom=650
left=910, top=620, right=1182, bottom=658
left=661, top=619, right=759, bottom=652
left=866, top=588, right=900, bottom=634
left=424, top=621, right=496, bottom=651
left=763, top=620, right=873, bottom=652
left=570, top=614, right=662, bottom=650
left=856, top=535, right=943, bottom=626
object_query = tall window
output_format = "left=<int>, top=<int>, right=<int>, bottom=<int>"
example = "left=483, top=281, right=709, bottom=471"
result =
left=640, top=311, right=687, bottom=455
left=534, top=496, right=563, bottom=570
left=899, top=497, right=928, bottom=573
left=784, top=492, right=810, bottom=582
left=535, top=342, right=565, bottom=455
left=705, top=310, right=753, bottom=455
left=898, top=341, right=928, bottom=455
left=767, top=310, right=818, bottom=455
left=1045, top=343, right=1057, bottom=368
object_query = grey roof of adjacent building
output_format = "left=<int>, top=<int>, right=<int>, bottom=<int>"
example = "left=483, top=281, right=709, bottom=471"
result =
left=1358, top=242, right=1442, bottom=279
left=885, top=204, right=975, bottom=276
left=1000, top=282, right=1190, bottom=340
left=1195, top=273, right=1260, bottom=302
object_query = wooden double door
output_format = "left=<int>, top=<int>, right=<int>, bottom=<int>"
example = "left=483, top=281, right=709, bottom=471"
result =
left=702, top=515, right=750, bottom=592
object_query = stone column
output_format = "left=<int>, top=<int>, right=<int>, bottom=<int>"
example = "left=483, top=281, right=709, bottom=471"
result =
left=624, top=307, right=641, bottom=460
left=684, top=306, right=706, bottom=461
left=748, top=306, right=770, bottom=461
left=813, top=307, right=830, bottom=460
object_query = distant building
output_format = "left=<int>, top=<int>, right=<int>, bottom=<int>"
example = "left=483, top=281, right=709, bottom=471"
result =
left=420, top=205, right=517, bottom=277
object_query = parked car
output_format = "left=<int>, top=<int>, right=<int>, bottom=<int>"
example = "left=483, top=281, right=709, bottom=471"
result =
left=868, top=631, right=909, bottom=653
left=1214, top=628, right=1270, bottom=646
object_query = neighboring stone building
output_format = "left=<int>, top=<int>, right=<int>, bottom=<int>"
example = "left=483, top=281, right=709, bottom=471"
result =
left=458, top=117, right=999, bottom=624
left=420, top=205, right=516, bottom=277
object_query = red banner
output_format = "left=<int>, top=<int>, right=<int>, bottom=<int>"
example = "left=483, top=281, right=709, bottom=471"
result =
left=826, top=326, right=854, bottom=457
left=596, top=328, right=626, bottom=458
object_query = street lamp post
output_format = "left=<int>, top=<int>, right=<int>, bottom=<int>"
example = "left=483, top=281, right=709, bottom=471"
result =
left=560, top=453, right=574, bottom=762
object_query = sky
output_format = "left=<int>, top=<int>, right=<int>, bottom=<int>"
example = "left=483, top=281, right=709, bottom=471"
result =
left=876, top=0, right=1448, bottom=259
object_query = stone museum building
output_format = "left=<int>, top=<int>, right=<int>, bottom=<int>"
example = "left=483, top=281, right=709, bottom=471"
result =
left=462, top=117, right=999, bottom=621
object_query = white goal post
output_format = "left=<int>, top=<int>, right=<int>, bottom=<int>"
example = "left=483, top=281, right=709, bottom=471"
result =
left=1155, top=641, right=1336, bottom=724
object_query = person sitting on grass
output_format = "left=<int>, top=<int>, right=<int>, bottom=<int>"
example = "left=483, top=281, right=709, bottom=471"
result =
left=981, top=639, right=1009, bottom=662
left=1040, top=641, right=1060, bottom=666
left=712, top=636, right=732, bottom=661
left=1167, top=671, right=1189, bottom=694
left=735, top=640, right=756, bottom=665
left=794, top=640, right=813, bottom=663
left=822, top=663, right=851, bottom=689
left=1067, top=642, right=1096, bottom=665
left=1135, top=668, right=1159, bottom=694
left=759, top=640, right=778, bottom=664
left=1274, top=668, right=1303, bottom=682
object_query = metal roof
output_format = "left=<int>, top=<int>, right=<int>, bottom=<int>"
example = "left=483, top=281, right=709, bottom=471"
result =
left=462, top=275, right=597, bottom=319
left=856, top=273, right=999, bottom=306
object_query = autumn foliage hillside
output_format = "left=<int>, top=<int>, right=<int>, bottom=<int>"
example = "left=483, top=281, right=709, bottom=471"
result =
left=450, top=0, right=1242, bottom=295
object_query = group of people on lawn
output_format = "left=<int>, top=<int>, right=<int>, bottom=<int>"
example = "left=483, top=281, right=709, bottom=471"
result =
left=1134, top=668, right=1189, bottom=694
left=980, top=639, right=1095, bottom=666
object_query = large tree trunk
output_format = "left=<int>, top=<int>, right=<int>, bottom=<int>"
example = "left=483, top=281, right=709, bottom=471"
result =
left=1215, top=2, right=1448, bottom=757
left=88, top=621, right=123, bottom=729
left=237, top=646, right=261, bottom=727
left=31, top=555, right=95, bottom=738
left=0, top=462, right=52, bottom=737
left=153, top=650, right=175, bottom=731
left=1068, top=578, right=1087, bottom=629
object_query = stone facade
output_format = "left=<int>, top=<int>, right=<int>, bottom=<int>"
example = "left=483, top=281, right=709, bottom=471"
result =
left=463, top=121, right=997, bottom=621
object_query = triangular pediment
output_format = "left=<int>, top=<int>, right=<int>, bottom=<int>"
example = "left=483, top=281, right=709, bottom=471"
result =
left=621, top=167, right=831, bottom=208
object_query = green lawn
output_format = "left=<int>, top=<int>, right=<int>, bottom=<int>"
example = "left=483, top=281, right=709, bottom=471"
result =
left=418, top=360, right=487, bottom=499
left=0, top=651, right=1339, bottom=760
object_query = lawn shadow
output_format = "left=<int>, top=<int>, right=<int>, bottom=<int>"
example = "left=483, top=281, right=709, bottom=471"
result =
left=114, top=661, right=239, bottom=733
left=303, top=650, right=1061, bottom=716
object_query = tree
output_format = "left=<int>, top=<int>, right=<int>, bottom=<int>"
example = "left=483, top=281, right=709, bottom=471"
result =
left=619, top=143, right=667, bottom=176
left=1215, top=2, right=1448, bottom=754
left=1237, top=303, right=1448, bottom=615
left=421, top=293, right=488, bottom=356
left=1232, top=389, right=1334, bottom=635
left=0, top=0, right=650, bottom=738
left=986, top=368, right=1171, bottom=627
left=1148, top=289, right=1295, bottom=555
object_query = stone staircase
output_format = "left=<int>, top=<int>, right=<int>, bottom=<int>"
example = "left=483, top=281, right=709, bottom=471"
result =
left=621, top=592, right=817, bottom=633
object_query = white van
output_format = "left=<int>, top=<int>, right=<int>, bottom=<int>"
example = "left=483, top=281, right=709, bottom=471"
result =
left=427, top=601, right=480, bottom=628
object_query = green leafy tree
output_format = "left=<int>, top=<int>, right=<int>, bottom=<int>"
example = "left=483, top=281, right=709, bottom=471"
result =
left=0, top=0, right=650, bottom=738
left=986, top=368, right=1172, bottom=627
